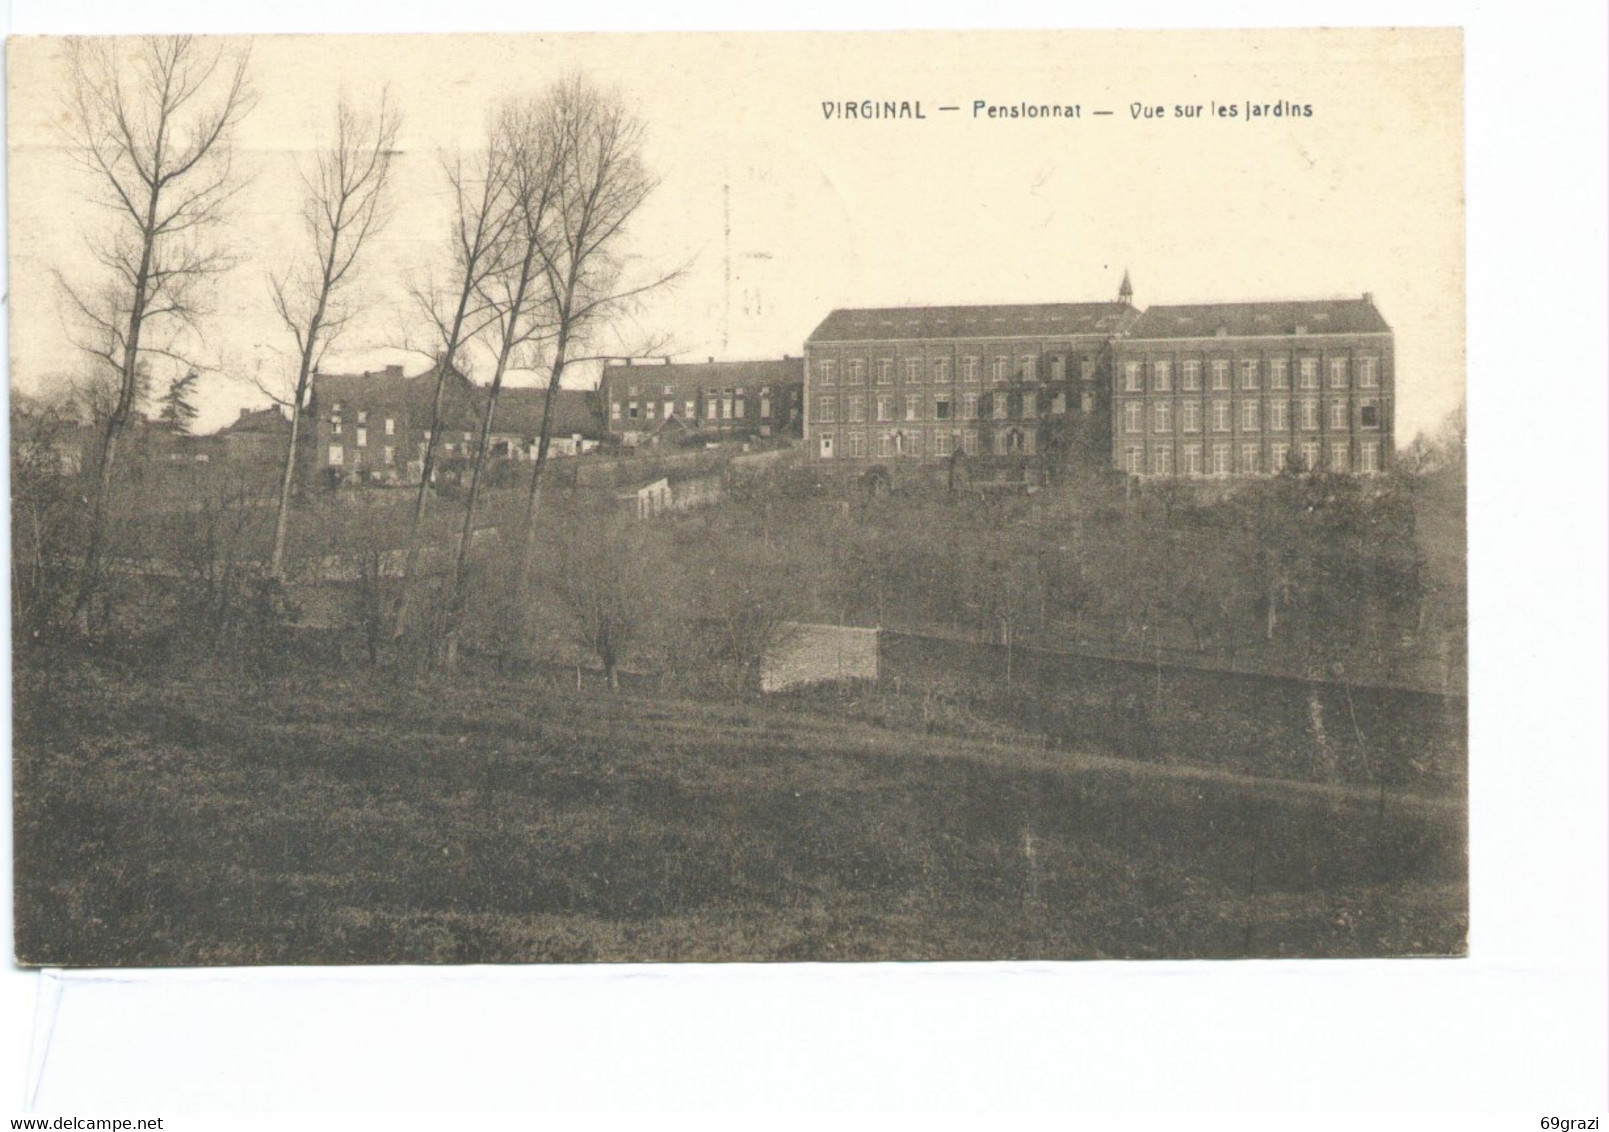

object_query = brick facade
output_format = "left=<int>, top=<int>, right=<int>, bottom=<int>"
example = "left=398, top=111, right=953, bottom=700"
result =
left=1111, top=297, right=1395, bottom=479
left=802, top=301, right=1138, bottom=466
left=598, top=357, right=804, bottom=446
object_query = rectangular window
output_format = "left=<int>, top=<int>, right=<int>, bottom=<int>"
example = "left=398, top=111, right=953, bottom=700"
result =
left=933, top=357, right=951, bottom=383
left=356, top=410, right=367, bottom=425
left=1182, top=360, right=1202, bottom=391
left=1022, top=391, right=1037, bottom=417
left=1211, top=443, right=1231, bottom=475
left=848, top=395, right=866, bottom=423
left=933, top=430, right=953, bottom=457
left=876, top=394, right=894, bottom=422
left=628, top=401, right=640, bottom=420
left=1019, top=354, right=1037, bottom=381
left=962, top=356, right=980, bottom=382
left=1182, top=401, right=1201, bottom=433
left=356, top=427, right=368, bottom=448
left=1124, top=402, right=1144, bottom=433
left=1329, top=358, right=1349, bottom=389
left=1329, top=400, right=1349, bottom=430
left=685, top=400, right=695, bottom=418
left=993, top=356, right=1010, bottom=383
left=1154, top=402, right=1172, bottom=433
left=1300, top=398, right=1320, bottom=430
left=1153, top=360, right=1172, bottom=391
left=645, top=403, right=656, bottom=419
left=734, top=398, right=745, bottom=419
left=383, top=445, right=394, bottom=466
left=963, top=392, right=980, bottom=420
left=934, top=395, right=952, bottom=420
left=1212, top=400, right=1231, bottom=432
left=1183, top=444, right=1202, bottom=476
left=817, top=360, right=836, bottom=385
left=385, top=418, right=395, bottom=436
left=1330, top=443, right=1349, bottom=473
left=992, top=394, right=1008, bottom=420
left=875, top=431, right=895, bottom=458
left=1211, top=360, right=1230, bottom=391
left=706, top=400, right=718, bottom=421
left=904, top=393, right=921, bottom=421
left=332, top=419, right=342, bottom=435
left=1124, top=362, right=1142, bottom=392
left=611, top=402, right=622, bottom=420
left=1270, top=443, right=1289, bottom=473
left=1050, top=356, right=1065, bottom=381
left=1241, top=443, right=1259, bottom=474
left=721, top=398, right=732, bottom=420
left=1080, top=359, right=1096, bottom=381
left=1153, top=447, right=1173, bottom=476
left=1360, top=440, right=1380, bottom=473
left=847, top=360, right=865, bottom=385
left=876, top=359, right=893, bottom=384
left=1359, top=400, right=1380, bottom=429
left=1240, top=401, right=1259, bottom=431
left=962, top=429, right=979, bottom=455
left=328, top=445, right=344, bottom=466
left=1126, top=446, right=1144, bottom=476
left=845, top=430, right=866, bottom=458
left=1241, top=359, right=1259, bottom=391
left=1270, top=358, right=1289, bottom=390
left=905, top=358, right=923, bottom=383
left=1299, top=358, right=1319, bottom=389
left=815, top=397, right=836, bottom=423
left=1302, top=441, right=1321, bottom=471
left=1051, top=392, right=1066, bottom=414
left=1358, top=358, right=1379, bottom=389
left=665, top=401, right=676, bottom=419
left=1268, top=399, right=1289, bottom=431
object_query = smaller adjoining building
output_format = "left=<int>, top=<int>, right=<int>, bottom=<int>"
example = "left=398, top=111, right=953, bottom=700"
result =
left=216, top=405, right=292, bottom=468
left=597, top=356, right=804, bottom=447
left=1111, top=295, right=1394, bottom=479
left=306, top=364, right=605, bottom=488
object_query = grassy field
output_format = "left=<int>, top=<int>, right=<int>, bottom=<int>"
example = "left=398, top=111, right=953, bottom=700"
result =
left=13, top=650, right=1466, bottom=965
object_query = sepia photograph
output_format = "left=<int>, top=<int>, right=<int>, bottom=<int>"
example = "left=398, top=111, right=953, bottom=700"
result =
left=9, top=28, right=1468, bottom=968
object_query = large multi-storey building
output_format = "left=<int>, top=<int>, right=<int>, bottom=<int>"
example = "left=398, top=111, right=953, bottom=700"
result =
left=597, top=357, right=804, bottom=446
left=801, top=288, right=1140, bottom=465
left=1111, top=297, right=1394, bottom=479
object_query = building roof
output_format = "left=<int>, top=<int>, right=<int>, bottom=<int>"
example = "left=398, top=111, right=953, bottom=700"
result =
left=493, top=387, right=602, bottom=438
left=218, top=406, right=290, bottom=437
left=806, top=303, right=1140, bottom=343
left=1125, top=297, right=1391, bottom=340
left=600, top=357, right=804, bottom=393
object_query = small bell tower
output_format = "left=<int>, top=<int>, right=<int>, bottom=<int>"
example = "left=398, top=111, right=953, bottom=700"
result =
left=1118, top=268, right=1134, bottom=307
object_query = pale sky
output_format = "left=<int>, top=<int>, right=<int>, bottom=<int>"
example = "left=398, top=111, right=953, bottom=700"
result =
left=8, top=28, right=1464, bottom=440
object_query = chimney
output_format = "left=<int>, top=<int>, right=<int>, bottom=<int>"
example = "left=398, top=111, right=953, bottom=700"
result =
left=626, top=357, right=633, bottom=366
left=1362, top=292, right=1374, bottom=305
left=239, top=407, right=250, bottom=418
left=708, top=356, right=715, bottom=364
left=783, top=354, right=791, bottom=360
left=385, top=364, right=403, bottom=378
left=662, top=357, right=670, bottom=365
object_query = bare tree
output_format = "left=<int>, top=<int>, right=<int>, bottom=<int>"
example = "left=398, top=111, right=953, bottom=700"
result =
left=441, top=98, right=566, bottom=666
left=519, top=76, right=672, bottom=551
left=392, top=134, right=522, bottom=652
left=266, top=92, right=401, bottom=577
left=56, top=35, right=255, bottom=625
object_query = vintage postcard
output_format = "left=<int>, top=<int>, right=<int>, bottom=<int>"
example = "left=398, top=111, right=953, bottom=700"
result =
left=9, top=28, right=1466, bottom=966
